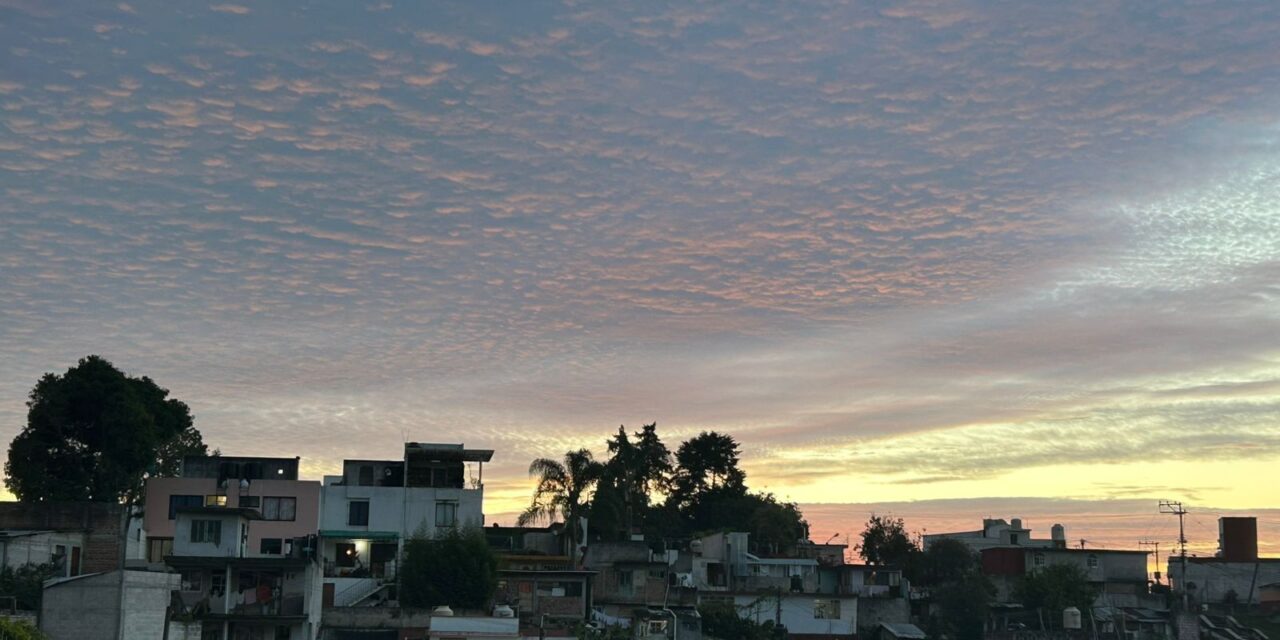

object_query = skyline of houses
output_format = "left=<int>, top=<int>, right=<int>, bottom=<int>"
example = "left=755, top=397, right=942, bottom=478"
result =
left=0, top=443, right=1274, bottom=640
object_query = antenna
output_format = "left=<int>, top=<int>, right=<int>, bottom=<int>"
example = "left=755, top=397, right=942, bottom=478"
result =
left=1159, top=500, right=1188, bottom=606
left=1138, top=540, right=1161, bottom=584
left=1078, top=538, right=1088, bottom=549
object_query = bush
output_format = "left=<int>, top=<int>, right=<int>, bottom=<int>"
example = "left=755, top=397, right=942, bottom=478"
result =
left=0, top=617, right=47, bottom=640
left=400, top=527, right=498, bottom=609
left=0, top=563, right=59, bottom=611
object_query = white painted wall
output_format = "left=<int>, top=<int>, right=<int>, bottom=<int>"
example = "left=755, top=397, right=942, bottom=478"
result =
left=319, top=484, right=483, bottom=537
left=1, top=531, right=85, bottom=575
left=729, top=593, right=858, bottom=637
left=172, top=512, right=248, bottom=558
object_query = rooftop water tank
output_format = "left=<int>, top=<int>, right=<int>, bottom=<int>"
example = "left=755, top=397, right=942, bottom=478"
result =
left=433, top=605, right=454, bottom=617
left=1063, top=607, right=1082, bottom=630
left=1011, top=518, right=1023, bottom=530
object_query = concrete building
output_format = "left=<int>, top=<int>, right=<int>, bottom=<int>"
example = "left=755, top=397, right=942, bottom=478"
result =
left=0, top=501, right=142, bottom=574
left=982, top=546, right=1150, bottom=607
left=682, top=532, right=866, bottom=639
left=923, top=517, right=1067, bottom=552
left=143, top=455, right=322, bottom=566
left=40, top=569, right=180, bottom=640
left=318, top=443, right=490, bottom=606
left=1170, top=517, right=1280, bottom=605
left=165, top=506, right=324, bottom=640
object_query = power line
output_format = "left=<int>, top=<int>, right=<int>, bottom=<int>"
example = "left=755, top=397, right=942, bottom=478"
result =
left=1159, top=500, right=1188, bottom=607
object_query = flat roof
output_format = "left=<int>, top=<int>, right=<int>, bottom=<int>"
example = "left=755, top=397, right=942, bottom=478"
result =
left=164, top=555, right=310, bottom=569
left=404, top=442, right=494, bottom=462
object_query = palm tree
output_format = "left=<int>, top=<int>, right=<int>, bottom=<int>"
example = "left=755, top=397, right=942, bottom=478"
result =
left=518, top=449, right=602, bottom=565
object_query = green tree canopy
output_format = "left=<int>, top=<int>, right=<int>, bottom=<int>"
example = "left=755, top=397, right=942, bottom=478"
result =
left=1015, top=563, right=1098, bottom=628
left=699, top=601, right=788, bottom=640
left=857, top=514, right=919, bottom=568
left=400, top=527, right=498, bottom=609
left=4, top=355, right=207, bottom=504
left=669, top=431, right=746, bottom=509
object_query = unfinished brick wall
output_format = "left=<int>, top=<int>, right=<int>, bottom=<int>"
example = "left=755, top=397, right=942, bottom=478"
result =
left=0, top=501, right=126, bottom=573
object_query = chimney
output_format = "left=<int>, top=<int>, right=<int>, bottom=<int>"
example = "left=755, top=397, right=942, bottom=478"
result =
left=1219, top=517, right=1258, bottom=562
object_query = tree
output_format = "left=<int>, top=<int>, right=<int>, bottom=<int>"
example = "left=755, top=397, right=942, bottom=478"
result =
left=669, top=431, right=745, bottom=508
left=0, top=562, right=59, bottom=610
left=699, top=601, right=788, bottom=640
left=598, top=423, right=674, bottom=538
left=858, top=514, right=918, bottom=568
left=919, top=538, right=978, bottom=587
left=0, top=617, right=46, bottom=640
left=5, top=355, right=207, bottom=504
left=400, top=527, right=498, bottom=609
left=934, top=570, right=995, bottom=640
left=518, top=449, right=603, bottom=561
left=1015, top=563, right=1097, bottom=629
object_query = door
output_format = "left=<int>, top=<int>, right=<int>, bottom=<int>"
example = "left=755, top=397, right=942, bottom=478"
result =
left=70, top=547, right=82, bottom=576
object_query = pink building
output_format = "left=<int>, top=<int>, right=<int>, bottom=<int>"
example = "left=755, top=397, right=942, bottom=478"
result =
left=143, top=456, right=321, bottom=564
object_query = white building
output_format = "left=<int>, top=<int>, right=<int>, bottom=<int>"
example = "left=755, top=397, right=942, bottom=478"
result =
left=165, top=506, right=324, bottom=640
left=318, top=443, right=491, bottom=606
left=0, top=529, right=85, bottom=576
left=923, top=517, right=1067, bottom=551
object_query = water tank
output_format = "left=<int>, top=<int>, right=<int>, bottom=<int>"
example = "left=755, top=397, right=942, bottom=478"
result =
left=1011, top=518, right=1023, bottom=530
left=493, top=604, right=515, bottom=618
left=1063, top=607, right=1082, bottom=630
left=1052, top=524, right=1066, bottom=546
left=433, top=605, right=454, bottom=617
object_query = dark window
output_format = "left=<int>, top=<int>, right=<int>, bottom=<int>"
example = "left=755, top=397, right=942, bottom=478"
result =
left=239, top=495, right=261, bottom=509
left=260, top=538, right=283, bottom=555
left=147, top=538, right=173, bottom=563
left=336, top=542, right=357, bottom=567
left=348, top=500, right=370, bottom=526
left=261, top=497, right=296, bottom=521
left=169, top=495, right=202, bottom=520
left=358, top=465, right=374, bottom=486
left=371, top=543, right=397, bottom=563
left=435, top=501, right=458, bottom=527
left=190, top=520, right=221, bottom=545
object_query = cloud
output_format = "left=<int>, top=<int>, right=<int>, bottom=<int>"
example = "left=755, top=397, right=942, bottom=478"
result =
left=1, top=0, right=1279, bottom=516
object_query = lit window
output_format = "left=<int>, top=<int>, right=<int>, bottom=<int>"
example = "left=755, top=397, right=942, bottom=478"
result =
left=205, top=495, right=227, bottom=507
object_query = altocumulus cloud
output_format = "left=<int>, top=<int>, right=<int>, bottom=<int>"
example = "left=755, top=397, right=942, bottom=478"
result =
left=1, top=0, right=1279, bottom=509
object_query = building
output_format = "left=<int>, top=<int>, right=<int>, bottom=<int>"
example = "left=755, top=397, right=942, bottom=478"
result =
left=1169, top=517, right=1280, bottom=605
left=40, top=570, right=180, bottom=640
left=923, top=517, right=1067, bottom=552
left=683, top=532, right=864, bottom=639
left=318, top=443, right=491, bottom=606
left=0, top=501, right=143, bottom=574
left=143, top=455, right=322, bottom=566
left=165, top=505, right=324, bottom=640
left=983, top=546, right=1150, bottom=607
left=489, top=524, right=595, bottom=637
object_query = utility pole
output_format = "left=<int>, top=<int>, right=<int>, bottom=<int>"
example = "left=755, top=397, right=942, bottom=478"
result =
left=1138, top=541, right=1161, bottom=584
left=1159, top=501, right=1188, bottom=608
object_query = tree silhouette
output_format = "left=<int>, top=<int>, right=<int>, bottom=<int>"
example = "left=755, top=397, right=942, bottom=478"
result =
left=5, top=355, right=207, bottom=504
left=518, top=448, right=603, bottom=562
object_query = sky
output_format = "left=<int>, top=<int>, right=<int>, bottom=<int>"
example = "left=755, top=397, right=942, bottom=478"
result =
left=2, top=1, right=1279, bottom=558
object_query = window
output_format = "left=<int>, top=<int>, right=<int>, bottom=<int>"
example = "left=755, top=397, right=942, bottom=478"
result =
left=1034, top=553, right=1045, bottom=567
left=147, top=538, right=173, bottom=563
left=435, top=501, right=458, bottom=527
left=260, top=538, right=283, bottom=555
left=1087, top=554, right=1099, bottom=569
left=261, top=497, right=296, bottom=521
left=348, top=500, right=370, bottom=526
left=239, top=495, right=261, bottom=509
left=181, top=571, right=203, bottom=591
left=168, top=495, right=202, bottom=520
left=814, top=599, right=841, bottom=619
left=618, top=570, right=634, bottom=592
left=205, top=494, right=227, bottom=507
left=1010, top=533, right=1021, bottom=545
left=190, top=519, right=222, bottom=545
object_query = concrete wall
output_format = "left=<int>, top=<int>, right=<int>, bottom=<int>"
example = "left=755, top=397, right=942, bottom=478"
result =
left=40, top=570, right=179, bottom=640
left=857, top=597, right=909, bottom=636
left=1, top=531, right=85, bottom=575
left=172, top=511, right=247, bottom=557
left=145, top=477, right=321, bottom=555
left=729, top=593, right=858, bottom=637
left=1176, top=560, right=1280, bottom=604
left=318, top=484, right=483, bottom=537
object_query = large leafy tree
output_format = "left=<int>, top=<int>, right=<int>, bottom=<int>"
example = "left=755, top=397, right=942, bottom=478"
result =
left=669, top=431, right=745, bottom=508
left=597, top=423, right=674, bottom=538
left=518, top=448, right=603, bottom=561
left=4, top=355, right=207, bottom=504
left=401, top=527, right=498, bottom=609
left=857, top=514, right=919, bottom=568
left=1015, top=563, right=1097, bottom=629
